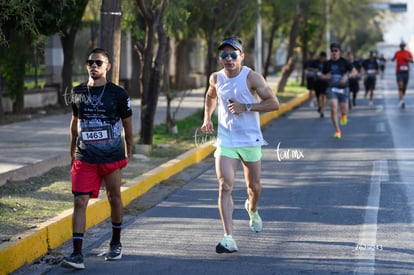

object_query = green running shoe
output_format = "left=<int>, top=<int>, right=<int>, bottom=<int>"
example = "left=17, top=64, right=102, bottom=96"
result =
left=245, top=199, right=263, bottom=233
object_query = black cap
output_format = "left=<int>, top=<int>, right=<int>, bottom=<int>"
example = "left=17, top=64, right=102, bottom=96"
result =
left=218, top=38, right=243, bottom=52
left=330, top=42, right=341, bottom=50
left=400, top=41, right=406, bottom=47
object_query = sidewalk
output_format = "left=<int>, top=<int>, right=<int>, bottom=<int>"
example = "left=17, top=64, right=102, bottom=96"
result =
left=0, top=87, right=206, bottom=186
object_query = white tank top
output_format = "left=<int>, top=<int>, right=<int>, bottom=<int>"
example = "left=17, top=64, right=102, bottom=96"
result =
left=216, top=66, right=267, bottom=147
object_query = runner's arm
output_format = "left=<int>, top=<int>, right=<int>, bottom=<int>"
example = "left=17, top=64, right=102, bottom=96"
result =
left=122, top=116, right=133, bottom=161
left=201, top=73, right=218, bottom=134
left=69, top=115, right=78, bottom=165
left=246, top=71, right=279, bottom=112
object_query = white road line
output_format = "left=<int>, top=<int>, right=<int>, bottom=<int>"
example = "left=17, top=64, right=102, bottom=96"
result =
left=354, top=159, right=389, bottom=275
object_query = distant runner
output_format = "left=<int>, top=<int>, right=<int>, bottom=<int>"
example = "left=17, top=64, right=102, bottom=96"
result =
left=392, top=41, right=413, bottom=109
left=347, top=51, right=361, bottom=108
left=361, top=51, right=379, bottom=106
left=314, top=51, right=329, bottom=118
left=378, top=53, right=387, bottom=79
left=321, top=43, right=357, bottom=139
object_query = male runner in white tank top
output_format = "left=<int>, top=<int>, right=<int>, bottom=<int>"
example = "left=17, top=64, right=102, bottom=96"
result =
left=201, top=36, right=279, bottom=253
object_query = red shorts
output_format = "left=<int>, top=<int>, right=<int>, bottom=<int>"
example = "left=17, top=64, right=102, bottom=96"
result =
left=71, top=159, right=128, bottom=198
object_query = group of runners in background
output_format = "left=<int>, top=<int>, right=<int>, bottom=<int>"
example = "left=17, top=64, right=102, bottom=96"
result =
left=304, top=41, right=413, bottom=139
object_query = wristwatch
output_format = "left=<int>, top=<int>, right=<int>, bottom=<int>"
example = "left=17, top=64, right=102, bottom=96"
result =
left=245, top=103, right=252, bottom=112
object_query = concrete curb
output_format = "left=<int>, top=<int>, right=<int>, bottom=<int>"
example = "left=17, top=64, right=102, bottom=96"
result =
left=0, top=91, right=308, bottom=275
left=0, top=155, right=70, bottom=187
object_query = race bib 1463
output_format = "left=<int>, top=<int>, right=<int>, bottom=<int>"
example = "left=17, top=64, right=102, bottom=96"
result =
left=81, top=126, right=112, bottom=143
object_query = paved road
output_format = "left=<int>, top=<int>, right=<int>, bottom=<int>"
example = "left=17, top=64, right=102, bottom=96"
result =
left=15, top=65, right=414, bottom=274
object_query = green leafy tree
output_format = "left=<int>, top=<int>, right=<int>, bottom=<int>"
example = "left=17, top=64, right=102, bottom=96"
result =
left=275, top=0, right=303, bottom=92
left=133, top=0, right=190, bottom=147
left=261, top=0, right=301, bottom=84
left=0, top=0, right=88, bottom=121
left=34, top=0, right=89, bottom=106
left=187, top=0, right=258, bottom=91
left=0, top=1, right=39, bottom=46
left=261, top=0, right=382, bottom=92
left=329, top=0, right=382, bottom=56
left=0, top=1, right=39, bottom=116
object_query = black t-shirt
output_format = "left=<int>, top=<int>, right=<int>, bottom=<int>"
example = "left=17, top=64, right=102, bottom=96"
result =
left=71, top=82, right=132, bottom=163
left=314, top=60, right=327, bottom=82
left=351, top=60, right=361, bottom=72
left=323, top=57, right=354, bottom=88
left=304, top=59, right=319, bottom=79
left=362, top=58, right=379, bottom=78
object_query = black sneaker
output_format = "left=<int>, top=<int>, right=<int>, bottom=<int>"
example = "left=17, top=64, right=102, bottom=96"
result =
left=105, top=242, right=123, bottom=261
left=61, top=252, right=85, bottom=269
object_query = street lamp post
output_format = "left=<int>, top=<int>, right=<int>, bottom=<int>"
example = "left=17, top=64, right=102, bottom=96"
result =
left=100, top=0, right=122, bottom=85
left=326, top=0, right=330, bottom=56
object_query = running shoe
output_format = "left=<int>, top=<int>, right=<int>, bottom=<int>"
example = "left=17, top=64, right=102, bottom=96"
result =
left=340, top=114, right=348, bottom=125
left=320, top=111, right=324, bottom=118
left=245, top=199, right=263, bottom=233
left=105, top=242, right=123, bottom=261
left=216, top=235, right=238, bottom=253
left=334, top=130, right=341, bottom=139
left=399, top=100, right=405, bottom=109
left=61, top=252, right=85, bottom=269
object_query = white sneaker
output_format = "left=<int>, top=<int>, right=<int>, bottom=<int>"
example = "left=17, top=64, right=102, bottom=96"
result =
left=244, top=199, right=263, bottom=233
left=399, top=100, right=405, bottom=109
left=216, top=235, right=238, bottom=253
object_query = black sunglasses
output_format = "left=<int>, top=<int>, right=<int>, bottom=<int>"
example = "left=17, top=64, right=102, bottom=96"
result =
left=86, top=59, right=105, bottom=66
left=220, top=51, right=238, bottom=60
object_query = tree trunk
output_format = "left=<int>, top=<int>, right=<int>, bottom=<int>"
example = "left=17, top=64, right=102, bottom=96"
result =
left=140, top=68, right=161, bottom=144
left=138, top=0, right=169, bottom=146
left=0, top=73, right=4, bottom=124
left=277, top=57, right=296, bottom=93
left=204, top=37, right=218, bottom=94
left=130, top=41, right=142, bottom=98
left=263, top=22, right=278, bottom=79
left=175, top=40, right=188, bottom=89
left=60, top=30, right=76, bottom=107
left=277, top=13, right=300, bottom=93
left=163, top=38, right=177, bottom=133
left=139, top=19, right=156, bottom=145
left=301, top=14, right=309, bottom=87
left=12, top=41, right=26, bottom=113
